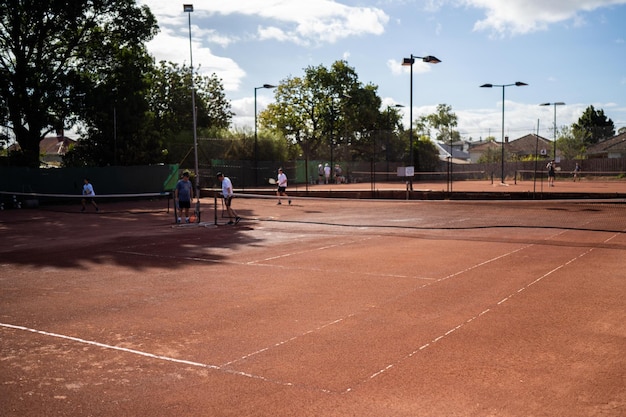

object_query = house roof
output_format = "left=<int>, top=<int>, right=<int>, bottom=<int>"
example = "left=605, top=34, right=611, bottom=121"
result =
left=586, top=132, right=626, bottom=155
left=435, top=142, right=470, bottom=160
left=8, top=135, right=76, bottom=155
left=469, top=141, right=499, bottom=152
left=506, top=134, right=553, bottom=156
left=40, top=136, right=76, bottom=155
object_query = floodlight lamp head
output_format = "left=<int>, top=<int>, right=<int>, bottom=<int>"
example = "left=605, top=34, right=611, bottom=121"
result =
left=262, top=84, right=276, bottom=89
left=422, top=55, right=441, bottom=64
left=514, top=81, right=528, bottom=87
left=539, top=102, right=550, bottom=106
left=480, top=84, right=493, bottom=88
left=183, top=4, right=194, bottom=12
left=402, top=58, right=414, bottom=66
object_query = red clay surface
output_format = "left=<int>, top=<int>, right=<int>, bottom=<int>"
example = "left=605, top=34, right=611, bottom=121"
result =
left=1, top=188, right=625, bottom=416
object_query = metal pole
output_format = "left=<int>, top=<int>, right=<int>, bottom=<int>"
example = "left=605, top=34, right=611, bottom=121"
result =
left=254, top=87, right=258, bottom=186
left=501, top=85, right=505, bottom=184
left=113, top=105, right=117, bottom=165
left=553, top=104, right=557, bottom=160
left=408, top=61, right=414, bottom=190
left=186, top=8, right=199, bottom=205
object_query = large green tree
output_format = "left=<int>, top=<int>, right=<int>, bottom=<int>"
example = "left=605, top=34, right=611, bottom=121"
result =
left=260, top=60, right=384, bottom=163
left=423, top=104, right=459, bottom=145
left=146, top=61, right=234, bottom=165
left=0, top=0, right=157, bottom=167
left=557, top=126, right=586, bottom=160
left=572, top=105, right=615, bottom=146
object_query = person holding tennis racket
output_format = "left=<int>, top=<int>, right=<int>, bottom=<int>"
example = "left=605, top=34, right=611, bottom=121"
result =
left=276, top=168, right=291, bottom=205
left=81, top=178, right=99, bottom=212
left=217, top=172, right=241, bottom=225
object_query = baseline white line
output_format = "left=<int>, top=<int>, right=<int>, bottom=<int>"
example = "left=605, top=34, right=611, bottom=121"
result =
left=0, top=323, right=331, bottom=393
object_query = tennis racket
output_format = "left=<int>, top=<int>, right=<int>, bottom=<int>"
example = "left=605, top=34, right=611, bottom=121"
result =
left=268, top=178, right=277, bottom=185
left=193, top=200, right=200, bottom=223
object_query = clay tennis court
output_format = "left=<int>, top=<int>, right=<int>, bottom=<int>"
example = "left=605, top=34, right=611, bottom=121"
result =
left=1, top=186, right=625, bottom=416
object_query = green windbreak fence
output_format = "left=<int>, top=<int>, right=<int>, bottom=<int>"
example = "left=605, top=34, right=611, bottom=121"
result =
left=0, top=164, right=180, bottom=195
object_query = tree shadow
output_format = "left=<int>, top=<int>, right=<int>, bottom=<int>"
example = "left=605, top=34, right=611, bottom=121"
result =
left=0, top=203, right=263, bottom=271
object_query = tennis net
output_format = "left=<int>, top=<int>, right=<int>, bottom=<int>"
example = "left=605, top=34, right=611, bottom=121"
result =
left=0, top=191, right=173, bottom=215
left=215, top=192, right=626, bottom=234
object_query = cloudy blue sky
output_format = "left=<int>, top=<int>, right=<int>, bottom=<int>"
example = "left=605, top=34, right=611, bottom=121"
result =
left=139, top=0, right=626, bottom=142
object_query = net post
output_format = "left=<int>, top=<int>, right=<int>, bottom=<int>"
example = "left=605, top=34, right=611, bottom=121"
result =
left=214, top=191, right=218, bottom=225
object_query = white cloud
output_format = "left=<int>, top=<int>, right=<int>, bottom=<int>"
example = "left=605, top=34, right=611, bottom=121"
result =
left=459, top=0, right=626, bottom=35
left=139, top=0, right=390, bottom=94
left=186, top=0, right=389, bottom=44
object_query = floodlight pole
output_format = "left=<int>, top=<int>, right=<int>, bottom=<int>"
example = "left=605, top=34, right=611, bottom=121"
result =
left=254, top=84, right=276, bottom=186
left=480, top=81, right=528, bottom=184
left=386, top=104, right=405, bottom=180
left=540, top=102, right=565, bottom=160
left=402, top=54, right=441, bottom=190
left=184, top=4, right=199, bottom=203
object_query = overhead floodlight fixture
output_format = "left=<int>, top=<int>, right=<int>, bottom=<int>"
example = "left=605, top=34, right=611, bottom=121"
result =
left=539, top=101, right=566, bottom=160
left=401, top=53, right=442, bottom=190
left=422, top=55, right=441, bottom=64
left=183, top=4, right=193, bottom=12
left=479, top=81, right=528, bottom=183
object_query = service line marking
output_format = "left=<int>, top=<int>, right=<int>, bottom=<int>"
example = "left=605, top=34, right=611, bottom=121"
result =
left=344, top=229, right=621, bottom=393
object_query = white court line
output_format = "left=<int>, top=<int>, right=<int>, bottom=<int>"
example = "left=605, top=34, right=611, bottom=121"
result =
left=0, top=322, right=332, bottom=393
left=345, top=229, right=622, bottom=393
left=6, top=227, right=615, bottom=396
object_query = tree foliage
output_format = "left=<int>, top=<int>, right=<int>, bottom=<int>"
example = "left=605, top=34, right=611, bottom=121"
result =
left=423, top=104, right=459, bottom=144
left=0, top=0, right=158, bottom=167
left=146, top=61, right=234, bottom=165
left=259, top=60, right=386, bottom=163
left=413, top=136, right=441, bottom=172
left=557, top=126, right=586, bottom=160
left=572, top=105, right=615, bottom=146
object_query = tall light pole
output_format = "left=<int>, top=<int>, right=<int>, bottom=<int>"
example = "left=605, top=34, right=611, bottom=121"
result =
left=254, top=84, right=276, bottom=186
left=330, top=93, right=351, bottom=179
left=386, top=104, right=405, bottom=180
left=539, top=102, right=565, bottom=160
left=183, top=4, right=199, bottom=207
left=402, top=54, right=441, bottom=190
left=480, top=81, right=528, bottom=184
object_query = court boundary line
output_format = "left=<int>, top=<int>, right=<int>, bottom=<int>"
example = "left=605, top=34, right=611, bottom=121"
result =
left=2, top=228, right=621, bottom=395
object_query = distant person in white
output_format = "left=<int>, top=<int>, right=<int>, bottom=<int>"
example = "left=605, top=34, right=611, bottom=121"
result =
left=217, top=172, right=241, bottom=225
left=276, top=168, right=291, bottom=205
left=81, top=178, right=99, bottom=212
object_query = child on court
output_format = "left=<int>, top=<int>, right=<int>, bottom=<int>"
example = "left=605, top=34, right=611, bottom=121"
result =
left=174, top=171, right=194, bottom=223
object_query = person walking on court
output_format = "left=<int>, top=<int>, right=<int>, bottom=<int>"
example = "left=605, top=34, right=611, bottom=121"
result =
left=573, top=163, right=581, bottom=182
left=217, top=172, right=241, bottom=225
left=547, top=160, right=556, bottom=187
left=324, top=163, right=331, bottom=184
left=276, top=168, right=291, bottom=205
left=318, top=164, right=324, bottom=184
left=174, top=171, right=194, bottom=223
left=81, top=178, right=99, bottom=212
